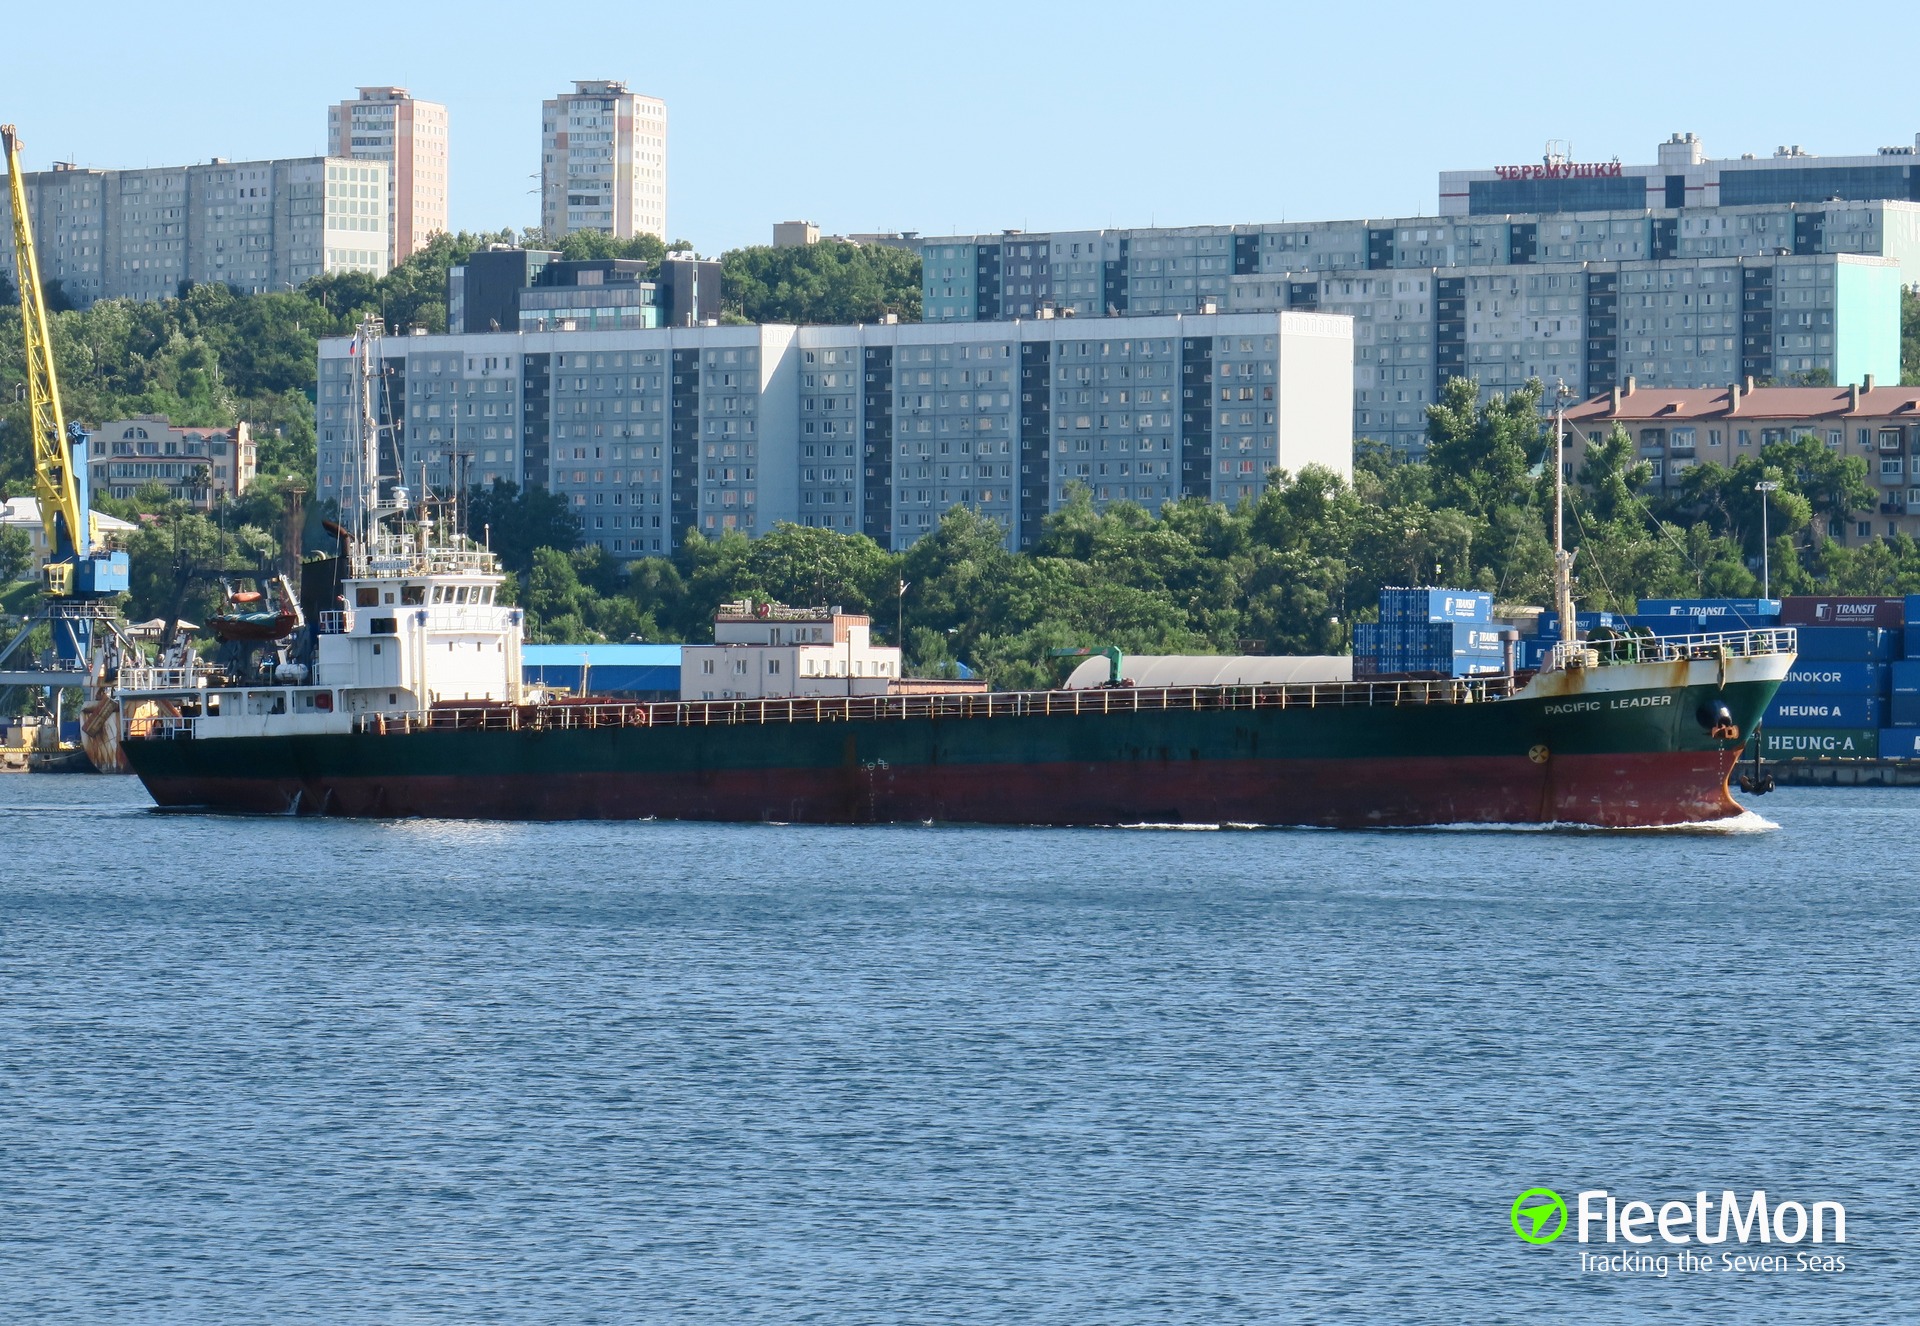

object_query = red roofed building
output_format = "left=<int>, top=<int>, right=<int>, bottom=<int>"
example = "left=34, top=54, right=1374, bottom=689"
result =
left=1562, top=374, right=1920, bottom=542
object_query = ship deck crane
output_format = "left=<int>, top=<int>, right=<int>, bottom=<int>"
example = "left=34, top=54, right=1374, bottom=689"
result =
left=0, top=123, right=131, bottom=751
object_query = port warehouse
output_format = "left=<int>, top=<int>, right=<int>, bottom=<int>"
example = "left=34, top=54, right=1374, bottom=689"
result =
left=523, top=644, right=680, bottom=700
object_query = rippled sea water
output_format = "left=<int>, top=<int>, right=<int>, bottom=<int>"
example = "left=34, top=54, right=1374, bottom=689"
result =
left=2, top=777, right=1915, bottom=1323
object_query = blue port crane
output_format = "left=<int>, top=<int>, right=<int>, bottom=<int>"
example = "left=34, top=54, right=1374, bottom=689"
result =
left=0, top=124, right=132, bottom=764
left=1, top=123, right=128, bottom=661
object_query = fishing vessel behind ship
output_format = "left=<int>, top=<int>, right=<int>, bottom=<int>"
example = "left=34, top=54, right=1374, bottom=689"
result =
left=116, top=325, right=1794, bottom=828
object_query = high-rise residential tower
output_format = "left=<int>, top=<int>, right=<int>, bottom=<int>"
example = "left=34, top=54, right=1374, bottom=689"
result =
left=540, top=80, right=667, bottom=240
left=326, top=86, right=449, bottom=263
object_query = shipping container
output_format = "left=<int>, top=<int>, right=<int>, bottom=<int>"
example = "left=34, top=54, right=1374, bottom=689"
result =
left=1905, top=624, right=1920, bottom=660
left=1378, top=587, right=1492, bottom=625
left=1536, top=610, right=1628, bottom=639
left=1623, top=612, right=1780, bottom=636
left=1765, top=694, right=1882, bottom=728
left=1794, top=627, right=1896, bottom=662
left=1776, top=660, right=1887, bottom=693
left=1880, top=728, right=1920, bottom=760
left=1758, top=727, right=1878, bottom=760
left=1779, top=596, right=1905, bottom=629
left=1636, top=598, right=1781, bottom=618
left=1892, top=660, right=1920, bottom=694
left=1890, top=693, right=1920, bottom=728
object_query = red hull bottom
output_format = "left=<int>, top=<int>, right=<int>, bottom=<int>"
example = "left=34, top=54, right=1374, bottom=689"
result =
left=138, top=750, right=1748, bottom=829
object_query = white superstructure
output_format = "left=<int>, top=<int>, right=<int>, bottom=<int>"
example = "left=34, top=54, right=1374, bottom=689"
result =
left=116, top=318, right=522, bottom=742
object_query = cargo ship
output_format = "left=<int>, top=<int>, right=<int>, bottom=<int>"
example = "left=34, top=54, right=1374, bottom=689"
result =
left=113, top=517, right=1795, bottom=827
left=113, top=342, right=1794, bottom=827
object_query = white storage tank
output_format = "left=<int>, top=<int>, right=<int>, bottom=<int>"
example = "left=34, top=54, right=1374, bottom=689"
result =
left=1063, top=655, right=1353, bottom=689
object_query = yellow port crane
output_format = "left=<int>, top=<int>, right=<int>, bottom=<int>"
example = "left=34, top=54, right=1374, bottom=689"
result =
left=1, top=121, right=130, bottom=766
left=2, top=122, right=127, bottom=638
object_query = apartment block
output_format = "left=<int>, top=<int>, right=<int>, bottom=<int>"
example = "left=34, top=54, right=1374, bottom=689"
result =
left=313, top=311, right=1352, bottom=559
left=1563, top=379, right=1920, bottom=543
left=327, top=86, right=449, bottom=263
left=86, top=416, right=255, bottom=509
left=0, top=155, right=389, bottom=308
left=540, top=80, right=667, bottom=240
left=918, top=203, right=1914, bottom=455
left=1440, top=131, right=1920, bottom=216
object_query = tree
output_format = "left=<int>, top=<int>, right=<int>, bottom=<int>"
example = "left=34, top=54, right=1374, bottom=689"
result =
left=1575, top=423, right=1653, bottom=522
left=1423, top=377, right=1546, bottom=520
left=744, top=522, right=895, bottom=619
left=1762, top=432, right=1875, bottom=540
left=720, top=242, right=921, bottom=324
left=463, top=480, right=580, bottom=575
left=0, top=525, right=31, bottom=584
left=522, top=546, right=593, bottom=643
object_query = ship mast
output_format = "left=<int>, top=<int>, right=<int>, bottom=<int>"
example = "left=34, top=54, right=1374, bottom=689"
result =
left=350, top=313, right=383, bottom=572
left=1551, top=380, right=1577, bottom=659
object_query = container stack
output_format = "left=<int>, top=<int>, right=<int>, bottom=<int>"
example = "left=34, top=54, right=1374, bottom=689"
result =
left=1761, top=597, right=1905, bottom=762
left=1355, top=587, right=1503, bottom=678
left=1629, top=598, right=1782, bottom=633
left=1882, top=595, right=1920, bottom=761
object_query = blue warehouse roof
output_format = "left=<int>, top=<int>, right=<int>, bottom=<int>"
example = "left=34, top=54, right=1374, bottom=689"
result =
left=522, top=644, right=683, bottom=696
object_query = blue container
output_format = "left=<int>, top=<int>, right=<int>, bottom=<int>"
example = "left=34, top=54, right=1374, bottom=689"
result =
left=1520, top=639, right=1552, bottom=670
left=1890, top=692, right=1920, bottom=727
left=1777, top=660, right=1885, bottom=693
left=1890, top=660, right=1920, bottom=694
left=1379, top=587, right=1491, bottom=625
left=1794, top=627, right=1896, bottom=662
left=1438, top=623, right=1505, bottom=655
left=1766, top=694, right=1882, bottom=728
left=1637, top=598, right=1781, bottom=618
left=1882, top=728, right=1920, bottom=759
left=1904, top=625, right=1920, bottom=660
left=1625, top=610, right=1779, bottom=634
left=1537, top=610, right=1628, bottom=639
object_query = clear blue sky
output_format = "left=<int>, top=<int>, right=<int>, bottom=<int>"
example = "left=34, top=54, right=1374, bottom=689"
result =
left=11, top=0, right=1920, bottom=255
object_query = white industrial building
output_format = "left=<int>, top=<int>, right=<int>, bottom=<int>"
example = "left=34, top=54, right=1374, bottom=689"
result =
left=681, top=602, right=901, bottom=700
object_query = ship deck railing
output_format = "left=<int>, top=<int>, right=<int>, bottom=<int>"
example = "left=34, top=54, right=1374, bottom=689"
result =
left=118, top=665, right=214, bottom=691
left=352, top=673, right=1527, bottom=738
left=1550, top=627, right=1795, bottom=671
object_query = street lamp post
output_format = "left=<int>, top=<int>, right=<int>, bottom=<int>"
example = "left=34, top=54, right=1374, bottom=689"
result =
left=1755, top=480, right=1781, bottom=599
